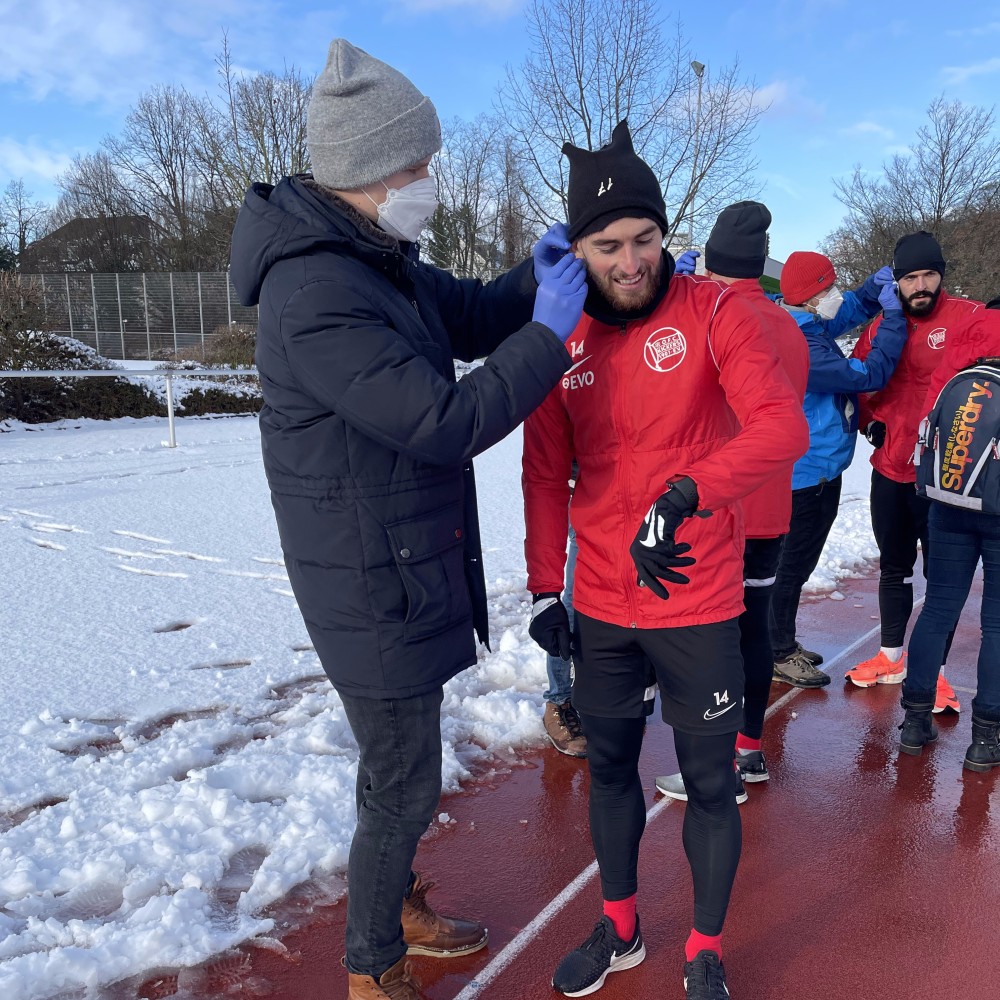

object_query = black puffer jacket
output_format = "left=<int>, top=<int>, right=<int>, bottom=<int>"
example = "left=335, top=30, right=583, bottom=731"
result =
left=230, top=176, right=570, bottom=698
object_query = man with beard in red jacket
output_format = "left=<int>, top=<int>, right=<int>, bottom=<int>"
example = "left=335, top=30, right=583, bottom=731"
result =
left=847, top=231, right=981, bottom=708
left=522, top=122, right=809, bottom=1000
left=653, top=201, right=810, bottom=804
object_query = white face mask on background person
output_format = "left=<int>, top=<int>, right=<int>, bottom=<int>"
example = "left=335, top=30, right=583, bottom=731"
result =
left=366, top=177, right=439, bottom=243
left=815, top=285, right=844, bottom=321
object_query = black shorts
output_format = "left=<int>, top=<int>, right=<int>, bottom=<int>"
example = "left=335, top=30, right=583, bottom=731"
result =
left=572, top=612, right=744, bottom=735
left=744, top=536, right=782, bottom=586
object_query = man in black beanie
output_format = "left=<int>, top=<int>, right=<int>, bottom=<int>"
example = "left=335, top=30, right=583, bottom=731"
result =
left=655, top=200, right=809, bottom=803
left=846, top=231, right=983, bottom=706
left=230, top=37, right=587, bottom=1000
left=522, top=124, right=809, bottom=1000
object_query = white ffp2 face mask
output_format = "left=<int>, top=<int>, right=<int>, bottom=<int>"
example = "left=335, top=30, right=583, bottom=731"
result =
left=816, top=286, right=844, bottom=321
left=367, top=177, right=439, bottom=243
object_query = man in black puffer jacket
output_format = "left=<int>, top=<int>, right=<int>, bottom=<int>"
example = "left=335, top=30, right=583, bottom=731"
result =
left=229, top=38, right=584, bottom=1000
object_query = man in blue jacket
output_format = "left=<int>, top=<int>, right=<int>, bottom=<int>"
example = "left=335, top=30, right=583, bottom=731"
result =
left=230, top=39, right=585, bottom=1000
left=768, top=251, right=907, bottom=687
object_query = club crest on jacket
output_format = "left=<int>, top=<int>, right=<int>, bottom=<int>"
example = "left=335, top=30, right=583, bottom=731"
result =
left=643, top=328, right=687, bottom=372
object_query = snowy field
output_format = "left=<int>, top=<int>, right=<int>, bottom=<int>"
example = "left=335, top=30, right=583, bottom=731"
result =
left=0, top=413, right=879, bottom=999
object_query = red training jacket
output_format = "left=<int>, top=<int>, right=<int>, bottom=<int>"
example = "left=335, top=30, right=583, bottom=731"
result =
left=852, top=290, right=981, bottom=483
left=921, top=309, right=1000, bottom=416
left=522, top=274, right=809, bottom=630
left=722, top=279, right=809, bottom=538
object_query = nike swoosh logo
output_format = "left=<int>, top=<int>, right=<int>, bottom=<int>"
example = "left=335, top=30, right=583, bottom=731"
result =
left=703, top=702, right=738, bottom=721
left=566, top=355, right=592, bottom=374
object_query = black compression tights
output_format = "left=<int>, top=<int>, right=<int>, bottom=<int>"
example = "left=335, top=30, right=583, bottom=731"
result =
left=581, top=714, right=741, bottom=934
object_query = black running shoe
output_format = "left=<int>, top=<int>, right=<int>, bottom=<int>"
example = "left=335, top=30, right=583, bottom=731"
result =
left=736, top=749, right=769, bottom=783
left=684, top=949, right=730, bottom=999
left=551, top=915, right=645, bottom=997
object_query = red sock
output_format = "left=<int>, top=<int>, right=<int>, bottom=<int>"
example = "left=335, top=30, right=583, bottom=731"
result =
left=735, top=733, right=761, bottom=753
left=603, top=895, right=636, bottom=942
left=685, top=929, right=722, bottom=961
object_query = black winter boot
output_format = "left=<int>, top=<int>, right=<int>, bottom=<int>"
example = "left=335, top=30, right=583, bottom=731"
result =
left=898, top=699, right=938, bottom=756
left=963, top=717, right=1000, bottom=772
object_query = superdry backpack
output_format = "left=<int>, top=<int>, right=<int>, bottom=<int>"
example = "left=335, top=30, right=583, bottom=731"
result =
left=915, top=359, right=1000, bottom=513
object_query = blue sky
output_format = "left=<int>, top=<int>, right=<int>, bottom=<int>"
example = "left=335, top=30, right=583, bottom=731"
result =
left=2, top=0, right=1000, bottom=262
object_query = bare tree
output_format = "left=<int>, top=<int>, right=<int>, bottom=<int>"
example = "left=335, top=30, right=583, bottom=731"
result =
left=195, top=35, right=312, bottom=208
left=1, top=180, right=52, bottom=259
left=494, top=141, right=536, bottom=268
left=427, top=115, right=504, bottom=275
left=102, top=84, right=214, bottom=269
left=825, top=97, right=1000, bottom=300
left=47, top=152, right=157, bottom=271
left=496, top=0, right=765, bottom=244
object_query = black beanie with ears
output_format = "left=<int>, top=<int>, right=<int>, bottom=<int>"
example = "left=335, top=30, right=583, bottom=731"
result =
left=563, top=121, right=669, bottom=242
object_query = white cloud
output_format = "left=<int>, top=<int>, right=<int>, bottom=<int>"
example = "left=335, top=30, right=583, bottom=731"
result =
left=755, top=80, right=826, bottom=122
left=0, top=0, right=257, bottom=109
left=941, top=57, right=1000, bottom=85
left=0, top=137, right=74, bottom=187
left=840, top=121, right=894, bottom=141
left=945, top=21, right=1000, bottom=38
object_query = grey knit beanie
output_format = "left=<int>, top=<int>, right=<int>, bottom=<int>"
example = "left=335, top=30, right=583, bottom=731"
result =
left=307, top=39, right=442, bottom=190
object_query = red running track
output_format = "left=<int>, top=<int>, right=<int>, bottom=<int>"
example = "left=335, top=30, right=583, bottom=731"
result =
left=135, top=570, right=999, bottom=1000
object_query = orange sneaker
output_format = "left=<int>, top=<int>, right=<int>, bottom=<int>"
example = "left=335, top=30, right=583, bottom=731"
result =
left=845, top=650, right=907, bottom=688
left=933, top=673, right=960, bottom=714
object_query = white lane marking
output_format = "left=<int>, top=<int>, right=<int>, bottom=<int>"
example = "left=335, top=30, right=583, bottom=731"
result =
left=116, top=565, right=188, bottom=579
left=28, top=537, right=66, bottom=551
left=111, top=529, right=171, bottom=543
left=453, top=617, right=893, bottom=1000
left=153, top=548, right=225, bottom=562
left=103, top=547, right=166, bottom=560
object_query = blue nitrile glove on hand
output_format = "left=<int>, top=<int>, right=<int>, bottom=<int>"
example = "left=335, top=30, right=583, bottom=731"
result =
left=878, top=281, right=902, bottom=312
left=532, top=253, right=588, bottom=343
left=529, top=593, right=571, bottom=659
left=865, top=420, right=887, bottom=448
left=872, top=266, right=894, bottom=287
left=629, top=476, right=700, bottom=600
left=532, top=222, right=571, bottom=284
left=674, top=250, right=700, bottom=275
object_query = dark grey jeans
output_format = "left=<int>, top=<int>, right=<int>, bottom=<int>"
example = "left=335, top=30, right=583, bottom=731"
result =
left=339, top=687, right=444, bottom=978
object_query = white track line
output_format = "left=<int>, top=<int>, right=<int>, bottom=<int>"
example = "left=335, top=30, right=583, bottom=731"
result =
left=454, top=615, right=898, bottom=999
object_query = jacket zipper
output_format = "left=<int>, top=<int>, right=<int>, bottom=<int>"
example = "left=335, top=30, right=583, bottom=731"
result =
left=615, top=320, right=639, bottom=626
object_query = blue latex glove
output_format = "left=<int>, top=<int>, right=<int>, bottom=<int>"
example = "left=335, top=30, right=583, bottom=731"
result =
left=878, top=281, right=901, bottom=312
left=532, top=253, right=587, bottom=343
left=674, top=249, right=700, bottom=275
left=532, top=222, right=571, bottom=284
left=872, top=265, right=894, bottom=287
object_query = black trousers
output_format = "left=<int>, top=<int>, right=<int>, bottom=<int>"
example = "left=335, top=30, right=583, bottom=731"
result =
left=870, top=469, right=931, bottom=647
left=769, top=476, right=843, bottom=659
left=741, top=537, right=783, bottom=740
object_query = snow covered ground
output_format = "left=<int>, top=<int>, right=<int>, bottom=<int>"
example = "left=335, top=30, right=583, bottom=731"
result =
left=0, top=413, right=879, bottom=999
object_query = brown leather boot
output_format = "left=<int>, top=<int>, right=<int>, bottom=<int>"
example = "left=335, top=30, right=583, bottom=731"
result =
left=346, top=955, right=422, bottom=999
left=401, top=874, right=488, bottom=957
left=542, top=701, right=588, bottom=757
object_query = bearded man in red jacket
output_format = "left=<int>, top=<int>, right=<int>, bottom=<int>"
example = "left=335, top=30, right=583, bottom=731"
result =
left=846, top=231, right=981, bottom=708
left=521, top=121, right=809, bottom=1000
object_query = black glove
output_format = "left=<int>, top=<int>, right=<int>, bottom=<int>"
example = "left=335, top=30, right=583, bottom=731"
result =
left=528, top=592, right=571, bottom=659
left=865, top=420, right=886, bottom=448
left=629, top=477, right=699, bottom=600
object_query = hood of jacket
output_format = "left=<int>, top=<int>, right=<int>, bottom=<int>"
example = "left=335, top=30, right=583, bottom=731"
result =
left=229, top=175, right=417, bottom=308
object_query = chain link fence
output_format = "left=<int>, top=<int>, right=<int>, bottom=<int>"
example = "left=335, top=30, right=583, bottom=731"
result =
left=16, top=269, right=513, bottom=362
left=17, top=272, right=259, bottom=361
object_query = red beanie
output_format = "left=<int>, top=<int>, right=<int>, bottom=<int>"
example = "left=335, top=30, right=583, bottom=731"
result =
left=780, top=251, right=836, bottom=305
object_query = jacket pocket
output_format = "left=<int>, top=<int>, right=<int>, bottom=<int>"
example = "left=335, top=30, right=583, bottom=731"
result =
left=385, top=502, right=472, bottom=642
